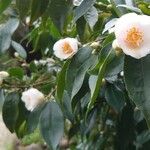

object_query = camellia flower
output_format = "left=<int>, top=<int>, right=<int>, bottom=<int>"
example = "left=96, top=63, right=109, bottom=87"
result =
left=53, top=38, right=78, bottom=60
left=21, top=88, right=44, bottom=111
left=114, top=13, right=150, bottom=59
left=0, top=71, right=9, bottom=85
left=73, top=0, right=83, bottom=6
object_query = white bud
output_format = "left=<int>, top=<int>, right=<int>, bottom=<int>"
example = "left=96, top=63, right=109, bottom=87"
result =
left=14, top=52, right=20, bottom=58
left=112, top=39, right=122, bottom=56
left=21, top=63, right=28, bottom=67
left=25, top=17, right=30, bottom=25
left=0, top=71, right=9, bottom=85
left=21, top=88, right=44, bottom=111
left=90, top=41, right=100, bottom=49
left=46, top=58, right=55, bottom=63
left=39, top=60, right=47, bottom=66
left=34, top=60, right=39, bottom=66
left=120, top=71, right=124, bottom=76
left=0, top=71, right=9, bottom=79
left=112, top=39, right=120, bottom=50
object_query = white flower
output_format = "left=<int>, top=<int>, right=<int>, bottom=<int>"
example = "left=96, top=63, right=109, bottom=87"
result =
left=21, top=88, right=44, bottom=111
left=0, top=71, right=9, bottom=85
left=114, top=13, right=150, bottom=59
left=73, top=0, right=83, bottom=6
left=53, top=38, right=78, bottom=60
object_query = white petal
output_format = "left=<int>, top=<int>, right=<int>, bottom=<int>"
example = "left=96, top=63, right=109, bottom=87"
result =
left=21, top=88, right=44, bottom=111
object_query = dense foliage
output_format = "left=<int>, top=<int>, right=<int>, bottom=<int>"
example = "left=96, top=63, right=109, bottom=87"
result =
left=1, top=0, right=150, bottom=149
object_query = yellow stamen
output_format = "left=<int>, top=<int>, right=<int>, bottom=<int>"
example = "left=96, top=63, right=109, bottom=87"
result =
left=62, top=42, right=73, bottom=54
left=125, top=27, right=143, bottom=49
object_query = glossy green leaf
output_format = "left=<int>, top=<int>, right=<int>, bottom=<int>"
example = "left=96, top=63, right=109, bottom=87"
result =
left=48, top=0, right=71, bottom=32
left=0, top=18, right=19, bottom=53
left=2, top=92, right=19, bottom=133
left=11, top=41, right=27, bottom=59
left=15, top=100, right=29, bottom=138
left=57, top=60, right=70, bottom=102
left=62, top=91, right=74, bottom=121
left=124, top=55, right=150, bottom=128
left=66, top=46, right=98, bottom=99
left=27, top=103, right=46, bottom=133
left=88, top=47, right=115, bottom=110
left=84, top=6, right=98, bottom=29
left=89, top=75, right=97, bottom=98
left=105, top=84, right=125, bottom=112
left=74, top=0, right=96, bottom=22
left=105, top=54, right=124, bottom=78
left=30, top=0, right=49, bottom=23
left=39, top=101, right=64, bottom=150
left=16, top=0, right=30, bottom=19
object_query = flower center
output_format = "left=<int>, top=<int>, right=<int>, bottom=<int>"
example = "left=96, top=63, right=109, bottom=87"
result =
left=62, top=42, right=73, bottom=54
left=125, top=27, right=143, bottom=49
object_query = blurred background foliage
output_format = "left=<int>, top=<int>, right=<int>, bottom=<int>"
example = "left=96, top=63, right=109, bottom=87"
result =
left=0, top=0, right=150, bottom=150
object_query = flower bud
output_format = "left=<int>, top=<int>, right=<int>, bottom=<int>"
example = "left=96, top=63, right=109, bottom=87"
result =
left=90, top=41, right=100, bottom=49
left=21, top=88, right=44, bottom=111
left=120, top=71, right=124, bottom=77
left=14, top=52, right=20, bottom=58
left=0, top=71, right=9, bottom=79
left=0, top=71, right=9, bottom=85
left=112, top=39, right=122, bottom=56
left=39, top=60, right=47, bottom=66
left=107, top=4, right=113, bottom=10
left=34, top=60, right=39, bottom=66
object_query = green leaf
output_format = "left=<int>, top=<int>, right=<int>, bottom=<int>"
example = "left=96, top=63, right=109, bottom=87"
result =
left=48, top=0, right=71, bottom=32
left=57, top=60, right=70, bottom=102
left=11, top=41, right=27, bottom=59
left=0, top=18, right=19, bottom=53
left=66, top=46, right=98, bottom=98
left=124, top=55, right=150, bottom=128
left=62, top=91, right=74, bottom=122
left=0, top=0, right=12, bottom=14
left=15, top=100, right=29, bottom=138
left=39, top=101, right=64, bottom=150
left=76, top=16, right=86, bottom=42
left=105, top=84, right=125, bottom=113
left=105, top=54, right=124, bottom=78
left=30, top=0, right=49, bottom=23
left=89, top=75, right=97, bottom=98
left=8, top=67, right=24, bottom=80
left=2, top=92, right=19, bottom=133
left=74, top=0, right=96, bottom=22
left=136, top=130, right=150, bottom=149
left=138, top=2, right=150, bottom=15
left=16, top=0, right=30, bottom=19
left=117, top=4, right=142, bottom=13
left=110, top=0, right=122, bottom=17
left=88, top=46, right=115, bottom=111
left=84, top=6, right=98, bottom=29
left=27, top=103, right=46, bottom=133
